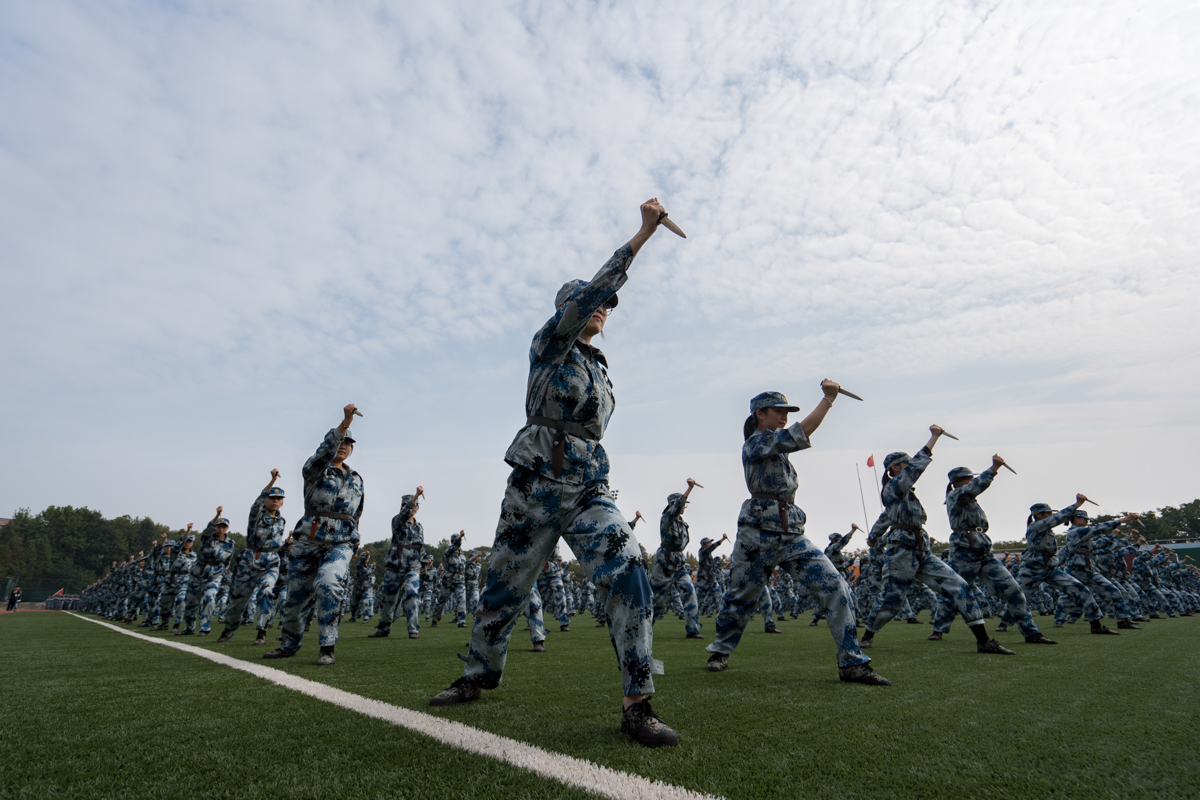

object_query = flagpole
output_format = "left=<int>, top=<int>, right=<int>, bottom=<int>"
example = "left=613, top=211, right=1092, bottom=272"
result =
left=870, top=457, right=882, bottom=513
left=855, top=463, right=870, bottom=531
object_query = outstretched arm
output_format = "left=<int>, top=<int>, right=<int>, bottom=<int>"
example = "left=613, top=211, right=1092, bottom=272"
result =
left=800, top=380, right=841, bottom=437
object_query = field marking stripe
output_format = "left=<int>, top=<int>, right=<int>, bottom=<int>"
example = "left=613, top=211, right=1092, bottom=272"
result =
left=67, top=613, right=722, bottom=800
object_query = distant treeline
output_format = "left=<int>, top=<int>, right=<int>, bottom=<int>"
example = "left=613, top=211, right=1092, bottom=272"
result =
left=1, top=506, right=245, bottom=589
left=6, top=499, right=1196, bottom=589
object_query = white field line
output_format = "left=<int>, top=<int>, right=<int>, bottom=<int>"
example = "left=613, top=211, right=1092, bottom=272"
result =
left=68, top=613, right=722, bottom=800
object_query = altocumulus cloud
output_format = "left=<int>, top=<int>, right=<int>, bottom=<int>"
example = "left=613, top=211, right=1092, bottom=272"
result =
left=1, top=0, right=1197, bottom=552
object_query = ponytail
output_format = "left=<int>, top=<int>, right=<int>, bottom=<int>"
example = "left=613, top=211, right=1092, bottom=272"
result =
left=880, top=471, right=891, bottom=504
left=1025, top=515, right=1034, bottom=528
left=743, top=414, right=758, bottom=441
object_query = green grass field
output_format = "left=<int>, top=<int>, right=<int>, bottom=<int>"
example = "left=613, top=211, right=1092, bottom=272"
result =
left=1, top=609, right=1197, bottom=799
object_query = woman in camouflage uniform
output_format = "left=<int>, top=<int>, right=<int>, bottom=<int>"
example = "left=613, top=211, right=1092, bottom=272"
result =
left=429, top=199, right=678, bottom=748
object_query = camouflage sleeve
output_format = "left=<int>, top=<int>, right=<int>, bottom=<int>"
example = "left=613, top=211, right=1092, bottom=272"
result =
left=961, top=467, right=997, bottom=498
left=302, top=428, right=346, bottom=481
left=743, top=423, right=812, bottom=463
left=247, top=485, right=269, bottom=537
left=890, top=447, right=932, bottom=496
left=534, top=245, right=633, bottom=365
left=1028, top=504, right=1078, bottom=539
left=867, top=513, right=890, bottom=546
left=198, top=520, right=217, bottom=548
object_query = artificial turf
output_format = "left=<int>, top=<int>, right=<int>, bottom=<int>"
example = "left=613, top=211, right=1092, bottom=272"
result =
left=2, top=609, right=1198, bottom=799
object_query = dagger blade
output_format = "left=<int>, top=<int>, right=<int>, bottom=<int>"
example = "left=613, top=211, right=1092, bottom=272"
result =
left=1001, top=463, right=1018, bottom=475
left=1084, top=498, right=1099, bottom=506
left=837, top=388, right=864, bottom=401
left=658, top=213, right=687, bottom=238
left=940, top=431, right=960, bottom=441
left=352, top=409, right=364, bottom=417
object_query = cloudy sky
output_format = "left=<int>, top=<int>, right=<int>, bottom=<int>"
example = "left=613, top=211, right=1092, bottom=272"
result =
left=3, top=1, right=1198, bottom=558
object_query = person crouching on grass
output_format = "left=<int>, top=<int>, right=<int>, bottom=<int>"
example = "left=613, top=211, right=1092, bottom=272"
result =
left=704, top=385, right=890, bottom=686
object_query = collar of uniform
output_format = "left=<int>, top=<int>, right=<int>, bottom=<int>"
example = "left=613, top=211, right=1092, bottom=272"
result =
left=574, top=339, right=608, bottom=366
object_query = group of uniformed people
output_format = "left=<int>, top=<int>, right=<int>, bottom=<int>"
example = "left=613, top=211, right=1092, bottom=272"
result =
left=74, top=199, right=1199, bottom=750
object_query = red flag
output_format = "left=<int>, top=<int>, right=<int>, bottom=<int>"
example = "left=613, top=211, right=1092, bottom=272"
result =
left=867, top=455, right=875, bottom=468
left=51, top=588, right=64, bottom=597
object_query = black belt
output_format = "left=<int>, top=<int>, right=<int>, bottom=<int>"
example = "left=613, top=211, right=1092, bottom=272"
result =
left=893, top=525, right=926, bottom=556
left=527, top=416, right=598, bottom=478
left=953, top=528, right=988, bottom=551
left=750, top=492, right=791, bottom=534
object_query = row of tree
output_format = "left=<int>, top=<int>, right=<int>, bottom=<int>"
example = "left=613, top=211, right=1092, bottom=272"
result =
left=5, top=499, right=1197, bottom=590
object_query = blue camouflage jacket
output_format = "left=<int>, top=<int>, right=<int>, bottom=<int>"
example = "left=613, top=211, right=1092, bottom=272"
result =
left=739, top=423, right=812, bottom=533
left=659, top=495, right=690, bottom=552
left=246, top=485, right=288, bottom=554
left=300, top=428, right=364, bottom=546
left=882, top=447, right=932, bottom=548
left=945, top=466, right=997, bottom=553
left=154, top=551, right=172, bottom=584
left=698, top=539, right=721, bottom=580
left=504, top=246, right=634, bottom=486
left=390, top=497, right=423, bottom=549
left=445, top=539, right=466, bottom=576
left=196, top=521, right=236, bottom=569
left=824, top=531, right=854, bottom=574
left=1061, top=521, right=1121, bottom=571
left=1023, top=504, right=1078, bottom=560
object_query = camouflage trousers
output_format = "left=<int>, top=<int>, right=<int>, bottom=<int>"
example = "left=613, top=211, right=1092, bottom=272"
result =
left=277, top=538, right=355, bottom=651
left=696, top=575, right=721, bottom=616
left=1134, top=581, right=1172, bottom=615
left=222, top=560, right=280, bottom=634
left=1065, top=566, right=1134, bottom=620
left=649, top=560, right=700, bottom=635
left=934, top=550, right=1039, bottom=637
left=160, top=580, right=188, bottom=625
left=707, top=525, right=869, bottom=668
left=434, top=578, right=468, bottom=625
left=375, top=549, right=422, bottom=635
left=536, top=573, right=570, bottom=627
left=468, top=582, right=480, bottom=614
left=183, top=567, right=226, bottom=633
left=522, top=583, right=546, bottom=644
left=459, top=467, right=656, bottom=696
left=757, top=585, right=775, bottom=629
left=813, top=582, right=859, bottom=624
left=866, top=541, right=981, bottom=633
left=1018, top=558, right=1101, bottom=622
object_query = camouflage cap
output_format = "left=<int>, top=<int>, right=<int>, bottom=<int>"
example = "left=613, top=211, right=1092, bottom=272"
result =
left=828, top=532, right=841, bottom=541
left=555, top=279, right=618, bottom=310
left=947, top=466, right=975, bottom=481
left=883, top=452, right=910, bottom=470
left=267, top=487, right=285, bottom=499
left=750, top=391, right=800, bottom=414
left=163, top=539, right=178, bottom=548
left=667, top=492, right=685, bottom=504
left=342, top=430, right=356, bottom=444
left=1029, top=503, right=1053, bottom=515
left=215, top=517, right=231, bottom=527
left=1071, top=509, right=1090, bottom=522
left=183, top=534, right=196, bottom=542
